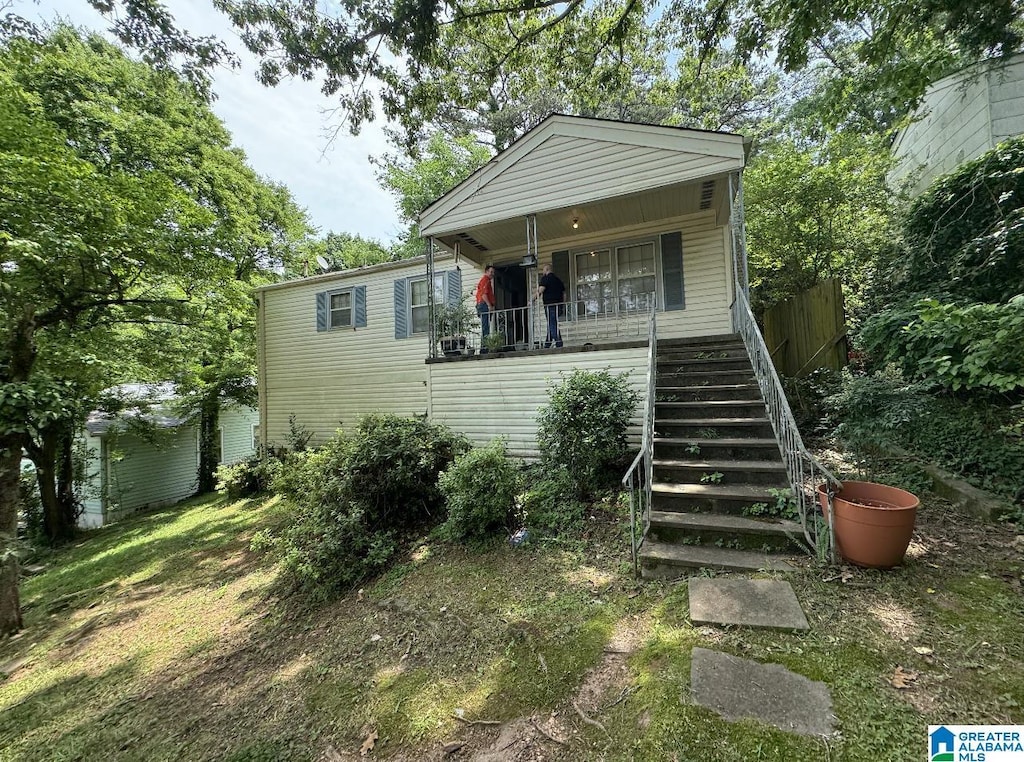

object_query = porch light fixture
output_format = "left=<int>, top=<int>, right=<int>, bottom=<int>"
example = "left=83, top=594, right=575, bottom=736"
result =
left=572, top=217, right=579, bottom=229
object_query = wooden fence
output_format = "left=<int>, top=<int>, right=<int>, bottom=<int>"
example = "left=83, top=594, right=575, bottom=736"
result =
left=763, top=278, right=848, bottom=377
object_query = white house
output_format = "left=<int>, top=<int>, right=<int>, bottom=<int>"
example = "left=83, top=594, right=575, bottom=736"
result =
left=256, top=114, right=833, bottom=575
left=79, top=383, right=258, bottom=528
left=890, top=53, right=1024, bottom=195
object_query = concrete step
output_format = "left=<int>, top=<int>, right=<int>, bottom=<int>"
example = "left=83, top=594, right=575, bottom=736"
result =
left=655, top=418, right=775, bottom=439
left=657, top=334, right=741, bottom=349
left=654, top=437, right=782, bottom=461
left=648, top=510, right=803, bottom=537
left=639, top=540, right=801, bottom=577
left=657, top=347, right=748, bottom=363
left=656, top=400, right=768, bottom=419
left=656, top=384, right=763, bottom=402
left=652, top=458, right=789, bottom=486
left=651, top=482, right=788, bottom=514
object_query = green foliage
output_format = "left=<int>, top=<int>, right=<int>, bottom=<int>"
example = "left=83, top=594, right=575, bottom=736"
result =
left=258, top=415, right=469, bottom=595
left=438, top=439, right=521, bottom=540
left=536, top=369, right=640, bottom=494
left=18, top=464, right=44, bottom=546
left=827, top=370, right=1024, bottom=508
left=741, top=488, right=797, bottom=519
left=215, top=454, right=282, bottom=500
left=900, top=136, right=1024, bottom=303
left=860, top=297, right=1024, bottom=392
left=520, top=467, right=587, bottom=535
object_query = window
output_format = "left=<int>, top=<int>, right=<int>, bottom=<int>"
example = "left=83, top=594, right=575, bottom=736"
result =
left=575, top=249, right=612, bottom=315
left=329, top=290, right=352, bottom=328
left=316, top=285, right=366, bottom=332
left=251, top=424, right=260, bottom=452
left=408, top=274, right=445, bottom=334
left=573, top=239, right=658, bottom=314
left=616, top=242, right=656, bottom=311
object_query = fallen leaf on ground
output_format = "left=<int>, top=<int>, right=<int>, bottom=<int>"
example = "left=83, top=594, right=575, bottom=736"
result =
left=360, top=731, right=378, bottom=756
left=442, top=741, right=464, bottom=755
left=841, top=569, right=855, bottom=583
left=891, top=666, right=918, bottom=689
left=913, top=646, right=934, bottom=656
left=357, top=589, right=364, bottom=602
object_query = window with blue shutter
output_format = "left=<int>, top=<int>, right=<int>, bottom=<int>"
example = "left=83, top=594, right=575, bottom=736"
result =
left=397, top=271, right=448, bottom=338
left=316, top=286, right=366, bottom=331
left=661, top=232, right=685, bottom=310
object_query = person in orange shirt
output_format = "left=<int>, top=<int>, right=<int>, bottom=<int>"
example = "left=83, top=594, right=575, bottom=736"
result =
left=475, top=264, right=496, bottom=350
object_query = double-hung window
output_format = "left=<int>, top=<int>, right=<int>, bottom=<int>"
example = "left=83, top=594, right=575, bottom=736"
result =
left=329, top=290, right=353, bottom=328
left=574, top=240, right=656, bottom=315
left=409, top=274, right=445, bottom=334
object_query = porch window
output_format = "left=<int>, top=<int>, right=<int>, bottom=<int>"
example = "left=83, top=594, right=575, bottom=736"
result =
left=616, top=242, right=656, bottom=311
left=575, top=249, right=612, bottom=315
left=329, top=290, right=352, bottom=328
left=408, top=274, right=445, bottom=334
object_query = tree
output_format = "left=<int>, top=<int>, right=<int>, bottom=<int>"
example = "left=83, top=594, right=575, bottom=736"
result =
left=0, top=26, right=308, bottom=634
left=295, top=232, right=392, bottom=277
left=48, top=0, right=1023, bottom=145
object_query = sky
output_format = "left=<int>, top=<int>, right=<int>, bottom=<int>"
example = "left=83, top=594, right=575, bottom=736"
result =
left=27, top=0, right=401, bottom=243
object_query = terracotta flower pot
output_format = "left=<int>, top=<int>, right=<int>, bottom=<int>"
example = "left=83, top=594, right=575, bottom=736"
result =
left=817, top=481, right=919, bottom=569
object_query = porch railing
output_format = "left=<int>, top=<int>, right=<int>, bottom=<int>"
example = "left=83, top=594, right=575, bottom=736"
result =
left=621, top=307, right=657, bottom=576
left=438, top=293, right=655, bottom=357
left=730, top=286, right=842, bottom=560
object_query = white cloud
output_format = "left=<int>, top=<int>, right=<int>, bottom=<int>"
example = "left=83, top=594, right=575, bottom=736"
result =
left=27, top=0, right=403, bottom=242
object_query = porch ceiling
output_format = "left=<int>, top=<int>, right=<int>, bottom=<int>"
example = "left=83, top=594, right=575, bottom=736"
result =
left=434, top=174, right=732, bottom=262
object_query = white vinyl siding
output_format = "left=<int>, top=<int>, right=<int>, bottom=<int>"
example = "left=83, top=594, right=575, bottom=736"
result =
left=220, top=405, right=259, bottom=465
left=258, top=257, right=482, bottom=447
left=102, top=427, right=199, bottom=524
left=891, top=54, right=1024, bottom=195
left=420, top=117, right=745, bottom=236
left=428, top=346, right=648, bottom=460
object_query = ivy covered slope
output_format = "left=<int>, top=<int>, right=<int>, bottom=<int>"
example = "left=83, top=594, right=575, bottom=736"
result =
left=846, top=137, right=1024, bottom=515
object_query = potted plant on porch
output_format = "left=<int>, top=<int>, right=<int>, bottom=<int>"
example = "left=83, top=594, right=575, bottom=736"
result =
left=433, top=296, right=477, bottom=356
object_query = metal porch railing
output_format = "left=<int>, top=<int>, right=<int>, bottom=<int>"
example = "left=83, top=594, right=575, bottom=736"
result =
left=621, top=308, right=657, bottom=576
left=731, top=287, right=842, bottom=560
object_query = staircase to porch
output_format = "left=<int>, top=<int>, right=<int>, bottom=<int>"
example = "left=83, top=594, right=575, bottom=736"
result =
left=638, top=334, right=807, bottom=578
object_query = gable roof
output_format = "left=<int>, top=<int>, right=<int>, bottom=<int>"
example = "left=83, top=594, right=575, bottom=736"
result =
left=419, top=114, right=746, bottom=238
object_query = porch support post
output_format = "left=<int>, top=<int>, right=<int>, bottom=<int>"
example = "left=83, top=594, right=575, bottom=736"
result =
left=728, top=172, right=750, bottom=297
left=426, top=236, right=436, bottom=358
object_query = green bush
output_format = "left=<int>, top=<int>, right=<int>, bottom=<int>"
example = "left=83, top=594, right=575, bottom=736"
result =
left=18, top=464, right=44, bottom=545
left=215, top=453, right=282, bottom=500
left=520, top=466, right=586, bottom=535
left=827, top=369, right=1024, bottom=513
left=257, top=415, right=469, bottom=596
left=536, top=369, right=640, bottom=494
left=901, top=136, right=1024, bottom=303
left=860, top=296, right=1024, bottom=392
left=438, top=439, right=521, bottom=540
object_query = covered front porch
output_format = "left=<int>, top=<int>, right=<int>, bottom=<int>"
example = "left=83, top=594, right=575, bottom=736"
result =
left=419, top=115, right=751, bottom=360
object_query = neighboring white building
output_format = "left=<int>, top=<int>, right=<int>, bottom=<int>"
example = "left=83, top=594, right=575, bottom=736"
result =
left=257, top=114, right=750, bottom=459
left=79, top=384, right=258, bottom=528
left=890, top=54, right=1024, bottom=195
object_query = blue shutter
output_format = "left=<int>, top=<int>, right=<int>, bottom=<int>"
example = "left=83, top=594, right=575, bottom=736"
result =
left=316, top=291, right=328, bottom=332
left=354, top=285, right=367, bottom=328
left=445, top=269, right=462, bottom=306
left=394, top=279, right=408, bottom=339
left=661, top=232, right=685, bottom=310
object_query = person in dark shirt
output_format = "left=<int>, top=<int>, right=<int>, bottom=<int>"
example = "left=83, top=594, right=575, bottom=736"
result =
left=536, top=263, right=566, bottom=348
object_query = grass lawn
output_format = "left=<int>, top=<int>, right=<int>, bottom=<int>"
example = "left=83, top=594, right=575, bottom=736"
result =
left=0, top=489, right=1021, bottom=761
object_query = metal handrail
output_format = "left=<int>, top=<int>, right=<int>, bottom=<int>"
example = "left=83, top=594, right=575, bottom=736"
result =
left=622, top=306, right=657, bottom=576
left=730, top=286, right=842, bottom=560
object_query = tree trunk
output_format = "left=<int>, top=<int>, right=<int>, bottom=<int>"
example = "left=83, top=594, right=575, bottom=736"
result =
left=0, top=439, right=24, bottom=635
left=196, top=391, right=220, bottom=494
left=56, top=425, right=79, bottom=534
left=29, top=421, right=79, bottom=544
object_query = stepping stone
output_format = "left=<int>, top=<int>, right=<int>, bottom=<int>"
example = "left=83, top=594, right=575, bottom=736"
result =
left=689, top=577, right=809, bottom=631
left=691, top=647, right=835, bottom=736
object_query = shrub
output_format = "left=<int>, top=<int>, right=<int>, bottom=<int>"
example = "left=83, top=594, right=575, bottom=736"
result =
left=438, top=439, right=521, bottom=540
left=860, top=296, right=1024, bottom=392
left=827, top=369, right=1024, bottom=511
left=215, top=453, right=281, bottom=500
left=536, top=369, right=640, bottom=494
left=260, top=414, right=469, bottom=596
left=18, top=464, right=44, bottom=545
left=520, top=466, right=586, bottom=535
